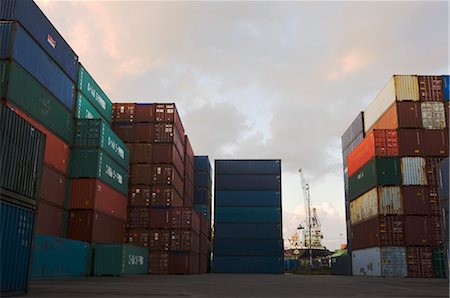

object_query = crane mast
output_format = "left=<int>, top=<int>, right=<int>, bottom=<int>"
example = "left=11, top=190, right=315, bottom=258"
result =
left=298, top=168, right=313, bottom=271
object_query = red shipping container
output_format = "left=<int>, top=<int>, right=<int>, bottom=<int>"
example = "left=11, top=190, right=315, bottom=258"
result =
left=130, top=185, right=152, bottom=207
left=8, top=104, right=69, bottom=174
left=425, top=157, right=445, bottom=186
left=151, top=186, right=183, bottom=207
left=131, top=164, right=152, bottom=185
left=154, top=103, right=185, bottom=138
left=149, top=208, right=171, bottom=228
left=152, top=164, right=184, bottom=196
left=405, top=216, right=438, bottom=246
left=407, top=247, right=434, bottom=278
left=430, top=215, right=443, bottom=246
left=135, top=104, right=155, bottom=122
left=418, top=76, right=444, bottom=102
left=170, top=229, right=199, bottom=252
left=153, top=143, right=185, bottom=178
left=421, top=130, right=448, bottom=157
left=128, top=206, right=150, bottom=229
left=112, top=124, right=134, bottom=143
left=112, top=123, right=154, bottom=143
left=154, top=123, right=184, bottom=160
left=67, top=209, right=125, bottom=243
left=149, top=251, right=169, bottom=275
left=171, top=208, right=200, bottom=233
left=428, top=187, right=441, bottom=215
left=351, top=216, right=404, bottom=250
left=199, top=214, right=210, bottom=238
left=347, top=129, right=398, bottom=177
left=184, top=177, right=195, bottom=204
left=35, top=200, right=63, bottom=237
left=200, top=234, right=209, bottom=255
left=127, top=229, right=149, bottom=247
left=368, top=102, right=422, bottom=132
left=199, top=253, right=208, bottom=274
left=184, top=135, right=194, bottom=168
left=397, top=129, right=422, bottom=156
left=113, top=103, right=155, bottom=123
left=402, top=186, right=430, bottom=215
left=69, top=179, right=128, bottom=221
left=169, top=252, right=199, bottom=274
left=40, top=165, right=66, bottom=208
left=149, top=229, right=171, bottom=251
left=128, top=143, right=152, bottom=164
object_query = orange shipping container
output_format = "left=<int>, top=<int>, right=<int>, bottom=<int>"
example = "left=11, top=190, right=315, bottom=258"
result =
left=347, top=130, right=398, bottom=177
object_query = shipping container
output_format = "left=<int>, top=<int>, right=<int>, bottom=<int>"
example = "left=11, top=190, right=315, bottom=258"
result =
left=112, top=122, right=154, bottom=143
left=69, top=149, right=128, bottom=195
left=151, top=164, right=184, bottom=196
left=0, top=0, right=78, bottom=81
left=215, top=159, right=281, bottom=175
left=154, top=103, right=185, bottom=139
left=401, top=157, right=427, bottom=185
left=199, top=253, right=209, bottom=274
left=154, top=123, right=184, bottom=158
left=148, top=229, right=171, bottom=251
left=40, top=165, right=66, bottom=207
left=194, top=156, right=212, bottom=173
left=421, top=129, right=449, bottom=157
left=350, top=186, right=402, bottom=225
left=0, top=103, right=45, bottom=208
left=7, top=103, right=70, bottom=174
left=402, top=186, right=433, bottom=215
left=407, top=246, right=433, bottom=278
left=405, top=216, right=442, bottom=246
left=195, top=171, right=212, bottom=189
left=430, top=215, right=443, bottom=246
left=112, top=103, right=155, bottom=123
left=199, top=214, right=211, bottom=238
left=127, top=206, right=150, bottom=229
left=194, top=204, right=211, bottom=223
left=215, top=174, right=281, bottom=191
left=151, top=186, right=184, bottom=207
left=129, top=185, right=152, bottom=207
left=67, top=209, right=125, bottom=243
left=341, top=112, right=365, bottom=151
left=348, top=157, right=401, bottom=201
left=128, top=143, right=152, bottom=164
left=184, top=177, right=195, bottom=206
left=1, top=60, right=74, bottom=143
left=0, top=22, right=75, bottom=110
left=351, top=216, right=404, bottom=249
left=149, top=251, right=169, bottom=274
left=421, top=102, right=446, bottom=129
left=185, top=135, right=194, bottom=165
left=397, top=129, right=422, bottom=157
left=438, top=157, right=449, bottom=199
left=171, top=208, right=201, bottom=233
left=215, top=191, right=281, bottom=207
left=330, top=253, right=351, bottom=275
left=92, top=244, right=148, bottom=276
left=351, top=247, right=407, bottom=277
left=212, top=256, right=283, bottom=274
left=194, top=188, right=212, bottom=206
left=77, top=64, right=112, bottom=123
left=432, top=247, right=447, bottom=278
left=342, top=133, right=364, bottom=169
left=69, top=178, right=128, bottom=221
left=368, top=101, right=422, bottom=132
left=170, top=230, right=200, bottom=252
left=347, top=129, right=398, bottom=177
left=35, top=200, right=63, bottom=237
left=1, top=200, right=35, bottom=296
left=31, top=235, right=90, bottom=278
left=74, top=119, right=129, bottom=169
left=75, top=93, right=105, bottom=121
left=149, top=208, right=171, bottom=228
left=443, top=75, right=450, bottom=101
left=153, top=143, right=184, bottom=177
left=213, top=239, right=283, bottom=256
left=425, top=157, right=445, bottom=186
left=213, top=223, right=281, bottom=239
left=127, top=229, right=149, bottom=247
left=215, top=207, right=282, bottom=223
left=169, top=252, right=199, bottom=274
left=418, top=75, right=444, bottom=102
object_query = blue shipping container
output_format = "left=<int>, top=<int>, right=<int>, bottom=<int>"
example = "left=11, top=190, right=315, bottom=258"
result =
left=215, top=207, right=281, bottom=223
left=215, top=191, right=281, bottom=207
left=0, top=22, right=75, bottom=110
left=31, top=235, right=90, bottom=278
left=215, top=174, right=281, bottom=191
left=0, top=0, right=78, bottom=81
left=213, top=256, right=283, bottom=274
left=284, top=259, right=299, bottom=272
left=215, top=160, right=281, bottom=175
left=1, top=200, right=35, bottom=296
left=214, top=223, right=281, bottom=239
left=193, top=204, right=211, bottom=222
left=194, top=156, right=211, bottom=173
left=443, top=75, right=449, bottom=101
left=213, top=238, right=283, bottom=256
left=194, top=188, right=211, bottom=205
left=195, top=172, right=211, bottom=189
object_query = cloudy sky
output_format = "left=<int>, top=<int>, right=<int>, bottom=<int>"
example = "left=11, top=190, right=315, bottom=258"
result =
left=37, top=1, right=448, bottom=250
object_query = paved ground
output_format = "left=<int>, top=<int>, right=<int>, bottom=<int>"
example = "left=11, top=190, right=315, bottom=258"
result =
left=28, top=274, right=449, bottom=298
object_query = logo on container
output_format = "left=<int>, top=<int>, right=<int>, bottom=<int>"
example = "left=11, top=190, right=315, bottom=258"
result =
left=47, top=34, right=56, bottom=48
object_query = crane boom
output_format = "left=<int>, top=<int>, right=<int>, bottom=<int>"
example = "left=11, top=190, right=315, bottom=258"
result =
left=298, top=168, right=313, bottom=271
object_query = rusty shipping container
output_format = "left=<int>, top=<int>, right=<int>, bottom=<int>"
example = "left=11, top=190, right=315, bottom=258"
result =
left=368, top=102, right=422, bottom=132
left=169, top=252, right=199, bottom=274
left=69, top=179, right=128, bottom=221
left=67, top=209, right=125, bottom=243
left=405, top=216, right=442, bottom=246
left=347, top=129, right=398, bottom=177
left=421, top=102, right=446, bottom=129
left=421, top=129, right=448, bottom=157
left=418, top=75, right=444, bottom=102
left=127, top=207, right=150, bottom=229
left=351, top=215, right=405, bottom=250
left=151, top=186, right=184, bottom=207
left=149, top=251, right=169, bottom=274
left=401, top=157, right=427, bottom=186
left=128, top=143, right=152, bottom=164
left=153, top=143, right=185, bottom=177
left=40, top=165, right=66, bottom=208
left=35, top=200, right=64, bottom=237
left=127, top=229, right=149, bottom=247
left=402, top=186, right=439, bottom=216
left=112, top=103, right=155, bottom=123
left=148, top=229, right=171, bottom=251
left=407, top=247, right=434, bottom=278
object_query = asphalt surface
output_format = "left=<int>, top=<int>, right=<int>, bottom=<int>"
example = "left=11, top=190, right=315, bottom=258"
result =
left=28, top=274, right=449, bottom=298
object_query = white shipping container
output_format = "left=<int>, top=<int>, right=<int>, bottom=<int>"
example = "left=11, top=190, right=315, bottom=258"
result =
left=401, top=157, right=427, bottom=185
left=350, top=186, right=402, bottom=225
left=421, top=102, right=446, bottom=129
left=352, top=247, right=407, bottom=277
left=364, top=75, right=419, bottom=133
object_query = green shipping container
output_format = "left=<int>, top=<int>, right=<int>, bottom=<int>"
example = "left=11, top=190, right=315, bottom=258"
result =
left=69, top=148, right=128, bottom=195
left=75, top=93, right=105, bottom=121
left=348, top=157, right=401, bottom=201
left=77, top=64, right=112, bottom=123
left=92, top=244, right=148, bottom=276
left=74, top=119, right=129, bottom=169
left=432, top=247, right=447, bottom=278
left=0, top=60, right=73, bottom=144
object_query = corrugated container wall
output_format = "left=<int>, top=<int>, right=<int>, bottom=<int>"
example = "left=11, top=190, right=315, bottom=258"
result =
left=418, top=75, right=443, bottom=102
left=92, top=244, right=148, bottom=276
left=341, top=112, right=364, bottom=151
left=421, top=102, right=446, bottom=129
left=352, top=246, right=407, bottom=277
left=400, top=157, right=427, bottom=185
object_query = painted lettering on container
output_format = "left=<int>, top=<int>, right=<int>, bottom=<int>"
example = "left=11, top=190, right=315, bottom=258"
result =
left=128, top=254, right=144, bottom=266
left=47, top=34, right=56, bottom=48
left=105, top=164, right=123, bottom=184
left=107, top=136, right=125, bottom=159
left=86, top=82, right=107, bottom=111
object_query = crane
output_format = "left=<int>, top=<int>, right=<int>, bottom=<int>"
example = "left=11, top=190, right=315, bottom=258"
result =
left=298, top=168, right=313, bottom=271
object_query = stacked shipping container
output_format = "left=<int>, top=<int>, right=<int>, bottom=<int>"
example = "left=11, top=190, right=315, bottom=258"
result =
left=213, top=160, right=284, bottom=274
left=343, top=75, right=449, bottom=278
left=438, top=157, right=449, bottom=278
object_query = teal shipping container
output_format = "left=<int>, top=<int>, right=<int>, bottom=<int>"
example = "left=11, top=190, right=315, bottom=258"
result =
left=74, top=119, right=129, bottom=169
left=75, top=93, right=105, bottom=121
left=77, top=64, right=112, bottom=123
left=69, top=149, right=128, bottom=195
left=215, top=191, right=281, bottom=207
left=92, top=244, right=148, bottom=276
left=31, top=235, right=90, bottom=278
left=215, top=207, right=281, bottom=223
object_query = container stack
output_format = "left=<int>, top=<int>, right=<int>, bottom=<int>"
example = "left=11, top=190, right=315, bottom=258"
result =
left=66, top=65, right=129, bottom=244
left=213, top=160, right=284, bottom=274
left=112, top=103, right=202, bottom=274
left=437, top=157, right=449, bottom=278
left=0, top=103, right=46, bottom=296
left=343, top=75, right=449, bottom=278
left=194, top=156, right=213, bottom=273
left=1, top=0, right=78, bottom=238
